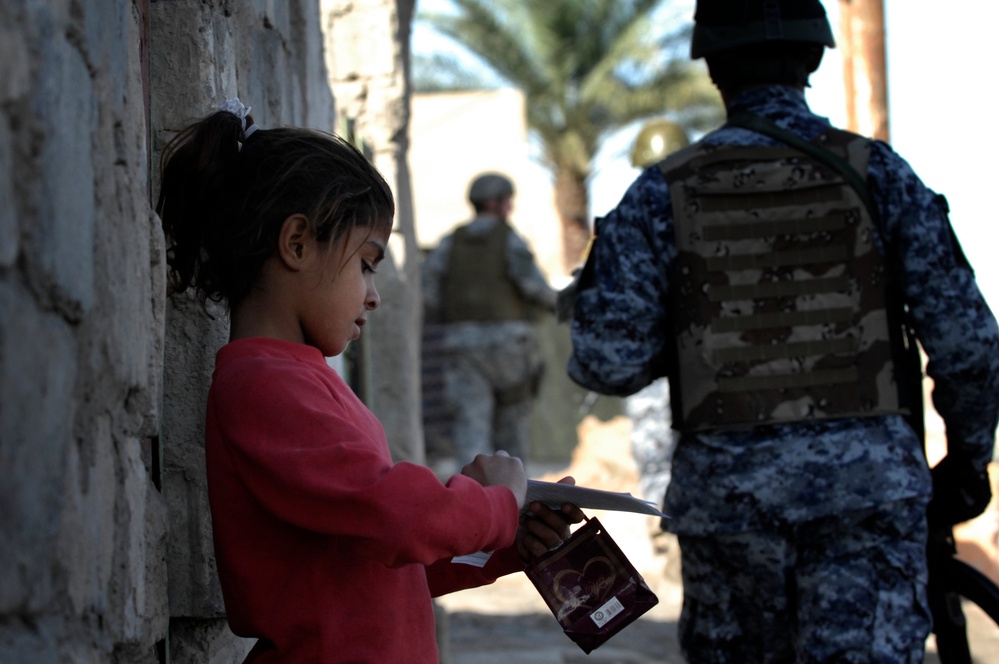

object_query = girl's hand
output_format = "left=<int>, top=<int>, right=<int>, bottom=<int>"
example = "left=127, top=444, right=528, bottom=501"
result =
left=460, top=451, right=528, bottom=510
left=515, top=475, right=586, bottom=562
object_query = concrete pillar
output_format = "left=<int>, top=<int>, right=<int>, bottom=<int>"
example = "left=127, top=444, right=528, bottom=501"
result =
left=321, top=0, right=424, bottom=465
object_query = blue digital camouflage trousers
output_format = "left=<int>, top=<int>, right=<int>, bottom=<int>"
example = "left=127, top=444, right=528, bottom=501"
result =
left=677, top=496, right=930, bottom=663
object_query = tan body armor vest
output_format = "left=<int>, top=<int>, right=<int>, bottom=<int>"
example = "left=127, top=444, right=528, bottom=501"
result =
left=441, top=219, right=530, bottom=323
left=659, top=129, right=912, bottom=432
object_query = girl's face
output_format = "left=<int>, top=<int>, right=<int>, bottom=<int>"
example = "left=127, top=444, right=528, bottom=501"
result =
left=300, top=223, right=390, bottom=357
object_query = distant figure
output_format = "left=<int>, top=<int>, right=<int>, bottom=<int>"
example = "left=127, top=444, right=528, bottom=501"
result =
left=422, top=172, right=557, bottom=468
left=568, top=0, right=999, bottom=661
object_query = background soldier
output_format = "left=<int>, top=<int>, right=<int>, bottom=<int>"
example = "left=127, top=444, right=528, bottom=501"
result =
left=567, top=1, right=999, bottom=661
left=423, top=172, right=557, bottom=469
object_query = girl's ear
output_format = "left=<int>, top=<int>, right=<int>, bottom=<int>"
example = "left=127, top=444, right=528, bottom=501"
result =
left=276, top=214, right=314, bottom=270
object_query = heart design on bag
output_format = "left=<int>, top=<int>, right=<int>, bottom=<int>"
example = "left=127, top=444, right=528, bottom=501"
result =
left=525, top=517, right=659, bottom=654
left=551, top=555, right=616, bottom=609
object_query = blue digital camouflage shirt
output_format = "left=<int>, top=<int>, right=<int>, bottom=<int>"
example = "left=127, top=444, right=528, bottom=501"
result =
left=568, top=86, right=999, bottom=536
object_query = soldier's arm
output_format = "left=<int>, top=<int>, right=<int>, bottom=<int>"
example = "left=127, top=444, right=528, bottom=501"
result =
left=567, top=169, right=674, bottom=395
left=505, top=230, right=557, bottom=311
left=869, top=141, right=999, bottom=471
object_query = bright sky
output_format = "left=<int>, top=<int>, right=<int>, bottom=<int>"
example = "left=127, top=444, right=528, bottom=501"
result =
left=812, top=0, right=999, bottom=310
left=414, top=0, right=999, bottom=309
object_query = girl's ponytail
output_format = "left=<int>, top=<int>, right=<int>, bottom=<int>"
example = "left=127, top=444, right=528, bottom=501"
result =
left=156, top=109, right=247, bottom=303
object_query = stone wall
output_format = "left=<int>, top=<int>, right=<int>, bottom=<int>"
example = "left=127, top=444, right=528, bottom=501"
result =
left=0, top=1, right=167, bottom=661
left=0, top=1, right=398, bottom=661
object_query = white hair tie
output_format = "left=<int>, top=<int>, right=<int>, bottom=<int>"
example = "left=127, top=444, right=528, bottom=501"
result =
left=219, top=97, right=254, bottom=138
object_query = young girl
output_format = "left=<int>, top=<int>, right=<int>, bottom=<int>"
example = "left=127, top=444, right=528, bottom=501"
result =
left=157, top=101, right=582, bottom=663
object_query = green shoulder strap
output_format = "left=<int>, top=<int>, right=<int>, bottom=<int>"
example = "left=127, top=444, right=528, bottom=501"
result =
left=725, top=111, right=879, bottom=223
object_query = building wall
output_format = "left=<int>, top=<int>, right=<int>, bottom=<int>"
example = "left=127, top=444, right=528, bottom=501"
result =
left=0, top=0, right=167, bottom=660
left=0, top=1, right=393, bottom=662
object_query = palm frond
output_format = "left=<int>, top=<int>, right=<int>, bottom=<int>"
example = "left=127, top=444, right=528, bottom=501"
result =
left=415, top=0, right=724, bottom=196
left=421, top=4, right=548, bottom=97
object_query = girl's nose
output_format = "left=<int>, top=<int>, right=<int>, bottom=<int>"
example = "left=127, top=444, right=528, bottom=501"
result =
left=366, top=286, right=380, bottom=311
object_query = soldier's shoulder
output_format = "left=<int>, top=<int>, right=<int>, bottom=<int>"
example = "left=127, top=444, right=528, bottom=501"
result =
left=657, top=141, right=713, bottom=180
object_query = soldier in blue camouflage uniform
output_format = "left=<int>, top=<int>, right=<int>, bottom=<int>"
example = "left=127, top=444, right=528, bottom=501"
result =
left=423, top=173, right=557, bottom=469
left=567, top=1, right=999, bottom=662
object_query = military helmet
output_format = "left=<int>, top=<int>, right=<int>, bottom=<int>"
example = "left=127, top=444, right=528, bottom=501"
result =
left=691, top=0, right=835, bottom=59
left=630, top=119, right=691, bottom=168
left=468, top=172, right=515, bottom=205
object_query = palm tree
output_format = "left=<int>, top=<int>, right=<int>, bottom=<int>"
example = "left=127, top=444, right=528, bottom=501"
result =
left=418, top=0, right=722, bottom=271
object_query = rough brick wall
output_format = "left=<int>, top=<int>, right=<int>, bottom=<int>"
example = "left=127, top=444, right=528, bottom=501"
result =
left=0, top=1, right=168, bottom=660
left=0, top=1, right=415, bottom=661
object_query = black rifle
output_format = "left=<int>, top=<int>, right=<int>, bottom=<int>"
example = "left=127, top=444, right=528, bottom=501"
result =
left=927, top=520, right=972, bottom=663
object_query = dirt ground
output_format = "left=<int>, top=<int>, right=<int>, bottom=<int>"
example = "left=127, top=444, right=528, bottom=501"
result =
left=435, top=416, right=999, bottom=664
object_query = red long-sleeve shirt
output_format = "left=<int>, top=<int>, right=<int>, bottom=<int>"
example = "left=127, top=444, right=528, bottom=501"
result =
left=205, top=338, right=523, bottom=662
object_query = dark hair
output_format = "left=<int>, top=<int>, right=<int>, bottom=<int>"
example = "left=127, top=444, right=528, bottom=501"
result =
left=706, top=41, right=824, bottom=91
left=156, top=110, right=395, bottom=308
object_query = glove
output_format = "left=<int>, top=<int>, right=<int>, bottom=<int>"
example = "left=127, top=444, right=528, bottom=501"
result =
left=927, top=452, right=992, bottom=528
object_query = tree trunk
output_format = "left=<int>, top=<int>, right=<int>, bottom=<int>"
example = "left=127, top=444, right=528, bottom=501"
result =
left=554, top=165, right=592, bottom=273
left=839, top=0, right=890, bottom=141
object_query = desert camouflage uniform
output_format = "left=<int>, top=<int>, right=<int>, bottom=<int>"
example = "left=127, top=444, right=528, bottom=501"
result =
left=568, top=86, right=999, bottom=662
left=423, top=214, right=556, bottom=467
